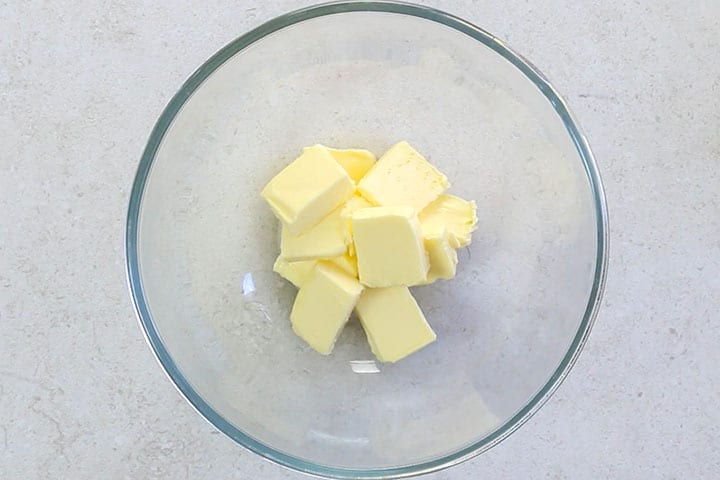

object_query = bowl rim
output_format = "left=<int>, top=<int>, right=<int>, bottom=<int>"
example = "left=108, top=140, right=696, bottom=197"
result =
left=125, top=1, right=609, bottom=478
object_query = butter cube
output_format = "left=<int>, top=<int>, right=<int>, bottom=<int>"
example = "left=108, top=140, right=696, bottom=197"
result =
left=281, top=207, right=348, bottom=261
left=356, top=286, right=436, bottom=362
left=419, top=194, right=477, bottom=248
left=324, top=147, right=376, bottom=183
left=273, top=256, right=317, bottom=288
left=351, top=206, right=429, bottom=287
left=290, top=263, right=363, bottom=355
left=423, top=229, right=458, bottom=283
left=329, top=253, right=358, bottom=278
left=262, top=145, right=354, bottom=235
left=357, top=141, right=449, bottom=211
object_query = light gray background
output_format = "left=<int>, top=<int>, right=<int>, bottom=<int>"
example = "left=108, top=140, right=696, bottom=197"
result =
left=1, top=1, right=718, bottom=479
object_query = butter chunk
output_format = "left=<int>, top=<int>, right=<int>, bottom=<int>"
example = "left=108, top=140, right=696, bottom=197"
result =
left=356, top=286, right=436, bottom=362
left=419, top=194, right=477, bottom=248
left=357, top=141, right=449, bottom=211
left=273, top=256, right=317, bottom=288
left=290, top=263, right=363, bottom=355
left=262, top=145, right=354, bottom=235
left=424, top=229, right=458, bottom=283
left=325, top=147, right=376, bottom=183
left=281, top=207, right=347, bottom=261
left=351, top=206, right=429, bottom=287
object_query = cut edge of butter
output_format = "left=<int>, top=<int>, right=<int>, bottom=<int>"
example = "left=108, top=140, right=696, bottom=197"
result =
left=329, top=253, right=358, bottom=278
left=280, top=206, right=349, bottom=262
left=419, top=194, right=478, bottom=248
left=423, top=228, right=458, bottom=284
left=323, top=147, right=377, bottom=183
left=341, top=194, right=373, bottom=255
left=273, top=256, right=317, bottom=288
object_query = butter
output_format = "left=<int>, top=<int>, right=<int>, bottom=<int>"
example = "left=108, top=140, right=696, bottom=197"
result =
left=272, top=256, right=317, bottom=288
left=280, top=206, right=348, bottom=261
left=419, top=194, right=477, bottom=248
left=424, top=228, right=458, bottom=283
left=341, top=195, right=374, bottom=230
left=340, top=194, right=373, bottom=256
left=351, top=206, right=429, bottom=287
left=356, top=286, right=436, bottom=362
left=273, top=252, right=357, bottom=288
left=264, top=141, right=479, bottom=363
left=262, top=145, right=354, bottom=235
left=357, top=141, right=449, bottom=211
left=290, top=263, right=363, bottom=355
left=324, top=147, right=376, bottom=183
left=329, top=253, right=358, bottom=278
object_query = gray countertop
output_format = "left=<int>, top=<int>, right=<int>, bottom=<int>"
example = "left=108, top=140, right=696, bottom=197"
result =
left=2, top=1, right=718, bottom=478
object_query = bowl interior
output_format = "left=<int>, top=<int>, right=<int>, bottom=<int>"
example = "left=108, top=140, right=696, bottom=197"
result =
left=131, top=4, right=603, bottom=476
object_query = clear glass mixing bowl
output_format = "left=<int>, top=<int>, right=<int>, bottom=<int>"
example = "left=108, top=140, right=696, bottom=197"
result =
left=126, top=2, right=608, bottom=478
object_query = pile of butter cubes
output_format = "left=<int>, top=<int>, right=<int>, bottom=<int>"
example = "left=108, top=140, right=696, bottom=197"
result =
left=261, top=141, right=477, bottom=362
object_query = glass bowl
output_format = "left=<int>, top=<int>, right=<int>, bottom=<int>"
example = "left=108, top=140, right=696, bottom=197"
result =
left=126, top=2, right=608, bottom=478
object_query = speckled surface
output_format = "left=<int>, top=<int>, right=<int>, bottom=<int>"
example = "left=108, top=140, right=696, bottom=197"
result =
left=1, top=1, right=718, bottom=479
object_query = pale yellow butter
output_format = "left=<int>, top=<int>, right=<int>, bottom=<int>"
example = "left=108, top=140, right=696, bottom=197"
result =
left=261, top=145, right=354, bottom=235
left=351, top=206, right=429, bottom=287
left=329, top=253, right=358, bottom=278
left=419, top=194, right=477, bottom=248
left=324, top=147, right=376, bottom=183
left=357, top=141, right=449, bottom=211
left=264, top=141, right=478, bottom=362
left=280, top=206, right=347, bottom=261
left=272, top=256, right=317, bottom=288
left=290, top=263, right=363, bottom=355
left=340, top=194, right=373, bottom=256
left=341, top=195, right=374, bottom=232
left=424, top=228, right=458, bottom=283
left=273, top=253, right=357, bottom=288
left=356, top=286, right=436, bottom=362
